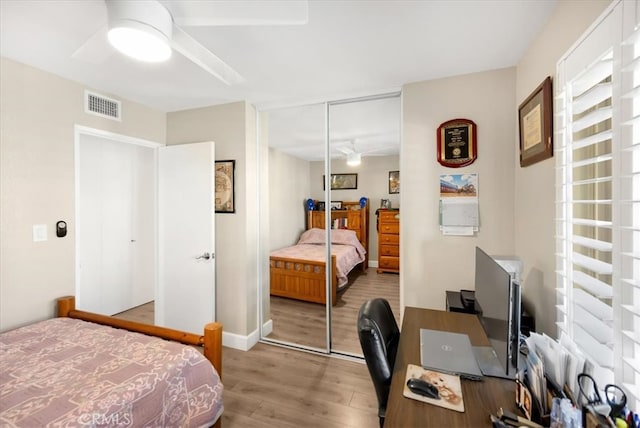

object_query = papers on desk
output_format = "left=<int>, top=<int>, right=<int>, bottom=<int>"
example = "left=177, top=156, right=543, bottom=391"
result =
left=403, top=364, right=465, bottom=413
left=524, top=332, right=588, bottom=413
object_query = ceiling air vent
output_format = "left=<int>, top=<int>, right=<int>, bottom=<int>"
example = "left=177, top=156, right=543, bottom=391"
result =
left=84, top=90, right=121, bottom=121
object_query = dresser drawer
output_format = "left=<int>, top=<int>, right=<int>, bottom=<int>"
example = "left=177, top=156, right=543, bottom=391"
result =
left=380, top=244, right=399, bottom=257
left=379, top=234, right=399, bottom=245
left=379, top=256, right=399, bottom=270
left=379, top=223, right=399, bottom=234
left=379, top=211, right=400, bottom=222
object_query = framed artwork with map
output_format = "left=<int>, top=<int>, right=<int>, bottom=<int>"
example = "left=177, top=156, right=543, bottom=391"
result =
left=215, top=160, right=235, bottom=213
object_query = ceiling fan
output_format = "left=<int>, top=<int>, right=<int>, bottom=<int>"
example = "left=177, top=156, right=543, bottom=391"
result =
left=72, top=0, right=308, bottom=85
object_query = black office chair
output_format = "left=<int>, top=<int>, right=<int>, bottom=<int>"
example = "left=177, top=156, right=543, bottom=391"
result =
left=357, top=298, right=400, bottom=428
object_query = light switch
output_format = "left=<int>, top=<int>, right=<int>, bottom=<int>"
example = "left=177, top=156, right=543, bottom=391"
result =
left=33, top=224, right=47, bottom=242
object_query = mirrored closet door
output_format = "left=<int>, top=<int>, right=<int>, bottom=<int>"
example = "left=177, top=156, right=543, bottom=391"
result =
left=259, top=93, right=401, bottom=356
left=260, top=102, right=330, bottom=351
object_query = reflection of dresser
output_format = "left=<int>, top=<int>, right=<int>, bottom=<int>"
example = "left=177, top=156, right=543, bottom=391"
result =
left=377, top=209, right=400, bottom=274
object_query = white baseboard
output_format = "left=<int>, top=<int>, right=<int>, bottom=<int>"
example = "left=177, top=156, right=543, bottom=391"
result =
left=262, top=319, right=273, bottom=336
left=221, top=319, right=272, bottom=351
left=369, top=260, right=379, bottom=268
left=222, top=329, right=259, bottom=351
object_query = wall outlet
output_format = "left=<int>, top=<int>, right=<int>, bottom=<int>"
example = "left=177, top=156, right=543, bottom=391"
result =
left=33, top=224, right=47, bottom=242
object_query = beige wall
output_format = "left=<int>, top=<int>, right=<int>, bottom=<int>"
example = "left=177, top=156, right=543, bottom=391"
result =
left=401, top=67, right=517, bottom=312
left=166, top=102, right=258, bottom=338
left=514, top=0, right=610, bottom=336
left=309, top=155, right=400, bottom=263
left=0, top=57, right=166, bottom=331
left=269, top=148, right=311, bottom=251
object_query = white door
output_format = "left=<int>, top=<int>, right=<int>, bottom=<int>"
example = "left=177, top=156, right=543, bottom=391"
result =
left=157, top=142, right=216, bottom=334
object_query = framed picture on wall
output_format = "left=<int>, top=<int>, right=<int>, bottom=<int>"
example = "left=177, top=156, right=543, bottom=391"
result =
left=519, top=76, right=553, bottom=167
left=389, top=170, right=400, bottom=194
left=323, top=173, right=358, bottom=190
left=215, top=160, right=235, bottom=213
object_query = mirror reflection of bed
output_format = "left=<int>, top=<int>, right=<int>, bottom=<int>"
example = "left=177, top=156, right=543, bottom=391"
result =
left=267, top=200, right=400, bottom=354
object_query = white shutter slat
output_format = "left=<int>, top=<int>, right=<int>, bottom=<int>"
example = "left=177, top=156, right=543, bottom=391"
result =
left=571, top=218, right=612, bottom=228
left=573, top=270, right=613, bottom=298
left=572, top=129, right=612, bottom=150
left=623, top=358, right=640, bottom=375
left=572, top=236, right=612, bottom=252
left=571, top=153, right=613, bottom=168
left=572, top=199, right=612, bottom=204
left=572, top=106, right=613, bottom=132
left=572, top=59, right=612, bottom=96
left=573, top=324, right=614, bottom=368
left=573, top=288, right=613, bottom=321
left=572, top=253, right=613, bottom=275
left=572, top=176, right=612, bottom=187
left=623, top=330, right=640, bottom=346
left=574, top=304, right=613, bottom=345
left=572, top=83, right=612, bottom=114
left=622, top=278, right=640, bottom=289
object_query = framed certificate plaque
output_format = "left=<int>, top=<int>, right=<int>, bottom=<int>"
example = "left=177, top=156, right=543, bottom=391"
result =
left=437, top=118, right=477, bottom=168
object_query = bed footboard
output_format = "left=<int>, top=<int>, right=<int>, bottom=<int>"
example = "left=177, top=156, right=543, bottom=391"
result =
left=269, top=255, right=338, bottom=305
left=56, top=296, right=223, bottom=378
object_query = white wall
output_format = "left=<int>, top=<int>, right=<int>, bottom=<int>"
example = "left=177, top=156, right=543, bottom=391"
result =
left=401, top=67, right=517, bottom=311
left=0, top=58, right=166, bottom=331
left=269, top=148, right=311, bottom=250
left=514, top=0, right=610, bottom=336
left=309, top=155, right=400, bottom=263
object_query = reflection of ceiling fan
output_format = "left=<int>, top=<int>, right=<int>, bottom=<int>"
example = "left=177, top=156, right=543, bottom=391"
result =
left=334, top=137, right=399, bottom=165
left=72, top=0, right=308, bottom=85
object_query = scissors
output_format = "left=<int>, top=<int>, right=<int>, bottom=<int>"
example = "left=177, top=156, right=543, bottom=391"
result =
left=577, top=373, right=627, bottom=418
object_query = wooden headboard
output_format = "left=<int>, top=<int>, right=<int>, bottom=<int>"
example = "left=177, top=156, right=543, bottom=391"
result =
left=306, top=200, right=370, bottom=269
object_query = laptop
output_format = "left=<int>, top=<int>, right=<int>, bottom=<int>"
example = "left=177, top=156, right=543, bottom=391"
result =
left=419, top=328, right=484, bottom=380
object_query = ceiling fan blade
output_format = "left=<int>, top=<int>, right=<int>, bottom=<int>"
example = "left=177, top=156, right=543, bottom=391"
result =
left=71, top=25, right=114, bottom=64
left=171, top=25, right=244, bottom=85
left=163, top=0, right=308, bottom=27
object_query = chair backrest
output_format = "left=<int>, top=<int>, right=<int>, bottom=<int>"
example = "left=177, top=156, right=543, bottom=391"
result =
left=357, top=298, right=400, bottom=419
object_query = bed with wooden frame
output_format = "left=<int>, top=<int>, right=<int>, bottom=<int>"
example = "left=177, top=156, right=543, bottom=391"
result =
left=269, top=200, right=369, bottom=306
left=0, top=296, right=223, bottom=428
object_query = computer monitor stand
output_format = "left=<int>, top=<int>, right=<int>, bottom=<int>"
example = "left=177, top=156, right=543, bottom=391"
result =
left=472, top=346, right=523, bottom=380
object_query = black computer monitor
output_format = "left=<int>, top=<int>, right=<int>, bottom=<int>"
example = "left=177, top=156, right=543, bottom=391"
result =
left=474, top=246, right=521, bottom=378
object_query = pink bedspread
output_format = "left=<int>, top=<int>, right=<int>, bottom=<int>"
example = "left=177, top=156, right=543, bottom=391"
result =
left=270, top=243, right=364, bottom=288
left=0, top=317, right=223, bottom=427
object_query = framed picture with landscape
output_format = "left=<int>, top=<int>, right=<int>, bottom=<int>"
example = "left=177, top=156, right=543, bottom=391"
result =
left=323, top=173, right=358, bottom=190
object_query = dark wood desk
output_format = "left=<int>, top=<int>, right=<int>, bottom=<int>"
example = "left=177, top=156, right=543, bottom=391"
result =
left=385, top=307, right=516, bottom=427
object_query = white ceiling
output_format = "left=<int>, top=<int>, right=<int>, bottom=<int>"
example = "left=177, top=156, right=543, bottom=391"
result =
left=0, top=0, right=556, bottom=160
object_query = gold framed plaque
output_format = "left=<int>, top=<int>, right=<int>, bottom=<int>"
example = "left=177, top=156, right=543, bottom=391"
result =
left=437, top=118, right=477, bottom=168
left=519, top=76, right=552, bottom=167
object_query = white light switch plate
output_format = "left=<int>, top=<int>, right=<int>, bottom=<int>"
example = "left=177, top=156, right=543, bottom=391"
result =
left=33, top=224, right=47, bottom=242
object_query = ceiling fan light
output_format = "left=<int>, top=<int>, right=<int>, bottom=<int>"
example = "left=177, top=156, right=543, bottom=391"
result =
left=106, top=0, right=174, bottom=63
left=108, top=24, right=172, bottom=63
left=347, top=152, right=361, bottom=166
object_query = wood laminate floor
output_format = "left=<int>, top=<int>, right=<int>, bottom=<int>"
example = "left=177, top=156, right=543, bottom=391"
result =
left=114, top=307, right=382, bottom=427
left=113, top=270, right=399, bottom=427
left=266, top=269, right=400, bottom=354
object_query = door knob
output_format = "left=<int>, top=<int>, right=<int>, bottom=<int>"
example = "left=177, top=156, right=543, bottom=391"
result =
left=196, top=252, right=211, bottom=260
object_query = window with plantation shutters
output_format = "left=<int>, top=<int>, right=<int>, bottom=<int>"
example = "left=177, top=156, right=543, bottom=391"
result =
left=556, top=0, right=639, bottom=409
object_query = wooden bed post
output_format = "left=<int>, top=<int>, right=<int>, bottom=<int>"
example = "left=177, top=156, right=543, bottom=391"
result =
left=203, top=322, right=223, bottom=378
left=57, top=296, right=75, bottom=317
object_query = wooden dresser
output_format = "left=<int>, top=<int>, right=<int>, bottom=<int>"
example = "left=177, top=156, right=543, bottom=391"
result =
left=377, top=209, right=400, bottom=273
